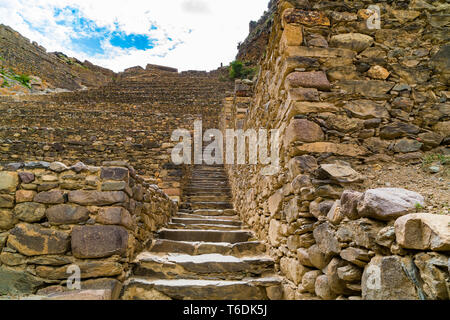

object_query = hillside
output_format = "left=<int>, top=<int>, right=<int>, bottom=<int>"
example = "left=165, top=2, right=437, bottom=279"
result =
left=0, top=24, right=115, bottom=91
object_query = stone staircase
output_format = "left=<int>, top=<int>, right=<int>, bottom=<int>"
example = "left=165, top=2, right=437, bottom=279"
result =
left=121, top=165, right=282, bottom=300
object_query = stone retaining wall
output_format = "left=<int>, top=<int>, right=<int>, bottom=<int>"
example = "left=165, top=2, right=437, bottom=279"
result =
left=223, top=0, right=449, bottom=300
left=0, top=160, right=177, bottom=298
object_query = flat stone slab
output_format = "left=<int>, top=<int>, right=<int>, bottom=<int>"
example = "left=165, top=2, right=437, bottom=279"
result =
left=172, top=217, right=242, bottom=226
left=133, top=253, right=274, bottom=279
left=122, top=278, right=278, bottom=300
left=175, top=213, right=239, bottom=221
left=168, top=223, right=242, bottom=231
left=158, top=229, right=253, bottom=243
left=149, top=239, right=266, bottom=256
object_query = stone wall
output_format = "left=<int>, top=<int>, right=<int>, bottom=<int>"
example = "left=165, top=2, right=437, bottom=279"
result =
left=0, top=160, right=177, bottom=298
left=223, top=0, right=449, bottom=300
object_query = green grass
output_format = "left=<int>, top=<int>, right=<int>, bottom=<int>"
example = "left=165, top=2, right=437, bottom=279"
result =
left=415, top=203, right=424, bottom=211
left=229, top=60, right=258, bottom=80
left=421, top=154, right=449, bottom=167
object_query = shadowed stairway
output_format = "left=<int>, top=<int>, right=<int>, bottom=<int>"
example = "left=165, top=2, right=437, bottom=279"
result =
left=122, top=164, right=282, bottom=300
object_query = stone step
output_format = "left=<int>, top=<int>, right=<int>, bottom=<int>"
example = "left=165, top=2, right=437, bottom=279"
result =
left=185, top=195, right=232, bottom=202
left=149, top=239, right=266, bottom=256
left=167, top=223, right=242, bottom=231
left=191, top=209, right=237, bottom=216
left=157, top=229, right=254, bottom=243
left=175, top=213, right=239, bottom=221
left=172, top=217, right=242, bottom=226
left=190, top=202, right=233, bottom=210
left=132, top=253, right=275, bottom=280
left=121, top=277, right=282, bottom=300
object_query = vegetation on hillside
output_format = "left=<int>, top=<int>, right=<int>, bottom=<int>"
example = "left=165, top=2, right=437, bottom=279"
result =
left=0, top=56, right=32, bottom=89
left=229, top=60, right=258, bottom=80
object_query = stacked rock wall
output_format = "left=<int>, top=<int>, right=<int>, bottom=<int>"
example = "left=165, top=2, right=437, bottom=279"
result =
left=0, top=160, right=177, bottom=298
left=223, top=0, right=449, bottom=300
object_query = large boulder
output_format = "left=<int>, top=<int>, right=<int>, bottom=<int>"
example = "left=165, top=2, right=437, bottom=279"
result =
left=414, top=252, right=450, bottom=300
left=14, top=202, right=46, bottom=222
left=357, top=188, right=425, bottom=221
left=362, top=256, right=423, bottom=300
left=68, top=191, right=128, bottom=206
left=0, top=266, right=45, bottom=295
left=71, top=225, right=129, bottom=259
left=313, top=222, right=341, bottom=257
left=7, top=223, right=70, bottom=256
left=318, top=161, right=363, bottom=184
left=0, top=172, right=19, bottom=193
left=330, top=33, right=374, bottom=53
left=284, top=119, right=324, bottom=146
left=395, top=213, right=450, bottom=251
left=46, top=204, right=90, bottom=225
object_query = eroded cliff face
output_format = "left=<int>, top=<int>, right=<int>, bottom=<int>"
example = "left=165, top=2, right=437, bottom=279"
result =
left=223, top=0, right=449, bottom=300
left=0, top=24, right=115, bottom=91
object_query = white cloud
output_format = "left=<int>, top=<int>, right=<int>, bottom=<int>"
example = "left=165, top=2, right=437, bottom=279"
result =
left=0, top=0, right=269, bottom=72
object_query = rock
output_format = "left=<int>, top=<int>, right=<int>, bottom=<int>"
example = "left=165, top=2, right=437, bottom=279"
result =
left=283, top=8, right=330, bottom=26
left=418, top=132, right=443, bottom=148
left=280, top=257, right=309, bottom=285
left=380, top=122, right=420, bottom=139
left=288, top=87, right=320, bottom=102
left=340, top=247, right=374, bottom=267
left=302, top=270, right=322, bottom=293
left=0, top=172, right=19, bottom=193
left=288, top=156, right=318, bottom=178
left=0, top=265, right=45, bottom=295
left=49, top=162, right=69, bottom=172
left=96, top=207, right=135, bottom=230
left=315, top=275, right=337, bottom=300
left=0, top=194, right=14, bottom=208
left=357, top=188, right=425, bottom=221
left=0, top=251, right=27, bottom=266
left=18, top=172, right=35, bottom=184
left=100, top=167, right=129, bottom=181
left=414, top=252, right=450, bottom=300
left=101, top=181, right=127, bottom=191
left=330, top=33, right=374, bottom=53
left=71, top=225, right=129, bottom=258
left=297, top=248, right=314, bottom=267
left=430, top=44, right=450, bottom=84
left=15, top=190, right=36, bottom=203
left=307, top=244, right=332, bottom=270
left=362, top=255, right=423, bottom=300
left=46, top=204, right=90, bottom=225
left=326, top=200, right=344, bottom=225
left=44, top=289, right=113, bottom=300
left=34, top=191, right=65, bottom=204
left=268, top=190, right=283, bottom=218
left=285, top=197, right=300, bottom=223
left=269, top=219, right=283, bottom=246
left=0, top=209, right=17, bottom=230
left=375, top=226, right=396, bottom=248
left=326, top=258, right=356, bottom=295
left=337, top=80, right=395, bottom=98
left=343, top=100, right=390, bottom=119
left=319, top=161, right=363, bottom=184
left=340, top=190, right=363, bottom=220
left=68, top=191, right=128, bottom=206
left=24, top=161, right=50, bottom=169
left=36, top=261, right=123, bottom=280
left=7, top=223, right=70, bottom=256
left=395, top=213, right=450, bottom=251
left=337, top=218, right=384, bottom=250
left=285, top=71, right=331, bottom=91
left=368, top=65, right=390, bottom=80
left=14, top=202, right=46, bottom=222
left=313, top=222, right=341, bottom=257
left=284, top=119, right=324, bottom=146
left=293, top=142, right=367, bottom=157
left=393, top=139, right=423, bottom=153
left=337, top=264, right=362, bottom=282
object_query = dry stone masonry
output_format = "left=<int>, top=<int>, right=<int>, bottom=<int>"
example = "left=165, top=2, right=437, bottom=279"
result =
left=0, top=161, right=176, bottom=298
left=222, top=0, right=449, bottom=300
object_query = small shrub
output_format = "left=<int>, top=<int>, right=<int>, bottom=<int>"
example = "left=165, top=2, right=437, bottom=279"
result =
left=229, top=60, right=244, bottom=79
left=13, top=74, right=31, bottom=89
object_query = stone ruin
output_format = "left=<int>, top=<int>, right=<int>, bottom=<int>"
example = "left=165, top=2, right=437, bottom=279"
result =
left=0, top=0, right=448, bottom=300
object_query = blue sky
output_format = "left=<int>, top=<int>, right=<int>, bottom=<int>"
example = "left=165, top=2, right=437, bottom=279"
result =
left=0, top=0, right=269, bottom=72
